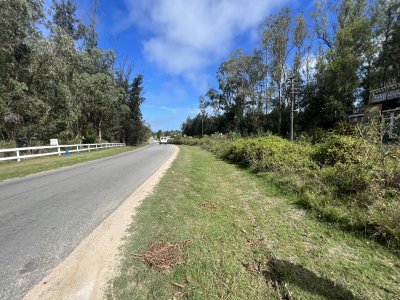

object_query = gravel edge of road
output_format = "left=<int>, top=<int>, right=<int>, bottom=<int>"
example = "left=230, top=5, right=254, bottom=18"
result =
left=22, top=145, right=179, bottom=300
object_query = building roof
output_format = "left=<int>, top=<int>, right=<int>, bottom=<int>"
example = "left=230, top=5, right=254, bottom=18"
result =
left=370, top=83, right=400, bottom=105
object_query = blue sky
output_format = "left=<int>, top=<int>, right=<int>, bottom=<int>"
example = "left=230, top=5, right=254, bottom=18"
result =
left=53, top=0, right=313, bottom=131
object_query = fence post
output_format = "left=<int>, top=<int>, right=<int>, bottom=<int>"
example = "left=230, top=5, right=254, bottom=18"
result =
left=58, top=146, right=61, bottom=156
left=17, top=150, right=20, bottom=162
left=88, top=145, right=91, bottom=152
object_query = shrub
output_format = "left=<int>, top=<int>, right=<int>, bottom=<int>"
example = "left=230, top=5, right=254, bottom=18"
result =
left=225, top=136, right=317, bottom=173
left=322, top=163, right=375, bottom=199
left=0, top=140, right=18, bottom=158
left=299, top=127, right=327, bottom=144
left=0, top=140, right=17, bottom=149
left=312, top=134, right=368, bottom=166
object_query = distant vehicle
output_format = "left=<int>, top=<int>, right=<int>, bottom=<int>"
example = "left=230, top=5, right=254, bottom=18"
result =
left=160, top=136, right=169, bottom=144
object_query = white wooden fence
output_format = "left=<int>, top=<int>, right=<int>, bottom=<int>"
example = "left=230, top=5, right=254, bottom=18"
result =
left=0, top=143, right=126, bottom=162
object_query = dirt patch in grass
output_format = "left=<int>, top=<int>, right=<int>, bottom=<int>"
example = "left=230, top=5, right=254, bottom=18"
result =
left=133, top=240, right=193, bottom=270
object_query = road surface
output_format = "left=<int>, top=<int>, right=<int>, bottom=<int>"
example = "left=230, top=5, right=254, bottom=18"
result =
left=0, top=144, right=175, bottom=300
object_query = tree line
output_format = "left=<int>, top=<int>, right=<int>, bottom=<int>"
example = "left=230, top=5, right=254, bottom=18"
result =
left=0, top=0, right=151, bottom=147
left=182, top=0, right=400, bottom=138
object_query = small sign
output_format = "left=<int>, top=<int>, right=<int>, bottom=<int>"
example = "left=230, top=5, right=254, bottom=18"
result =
left=371, top=88, right=400, bottom=104
left=50, top=139, right=58, bottom=146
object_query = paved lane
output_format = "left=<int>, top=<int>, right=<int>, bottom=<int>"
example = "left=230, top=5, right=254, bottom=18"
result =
left=0, top=144, right=175, bottom=299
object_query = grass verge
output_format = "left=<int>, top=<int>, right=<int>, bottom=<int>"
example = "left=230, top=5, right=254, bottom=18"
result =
left=0, top=146, right=142, bottom=181
left=108, top=146, right=400, bottom=300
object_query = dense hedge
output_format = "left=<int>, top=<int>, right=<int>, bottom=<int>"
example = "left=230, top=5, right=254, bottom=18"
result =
left=171, top=132, right=400, bottom=250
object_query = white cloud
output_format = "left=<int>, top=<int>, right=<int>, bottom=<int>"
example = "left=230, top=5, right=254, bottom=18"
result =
left=122, top=0, right=286, bottom=80
left=160, top=105, right=199, bottom=114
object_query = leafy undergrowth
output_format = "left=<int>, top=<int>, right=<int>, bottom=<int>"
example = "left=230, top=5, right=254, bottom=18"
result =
left=108, top=146, right=400, bottom=300
left=0, top=146, right=140, bottom=180
left=172, top=132, right=400, bottom=250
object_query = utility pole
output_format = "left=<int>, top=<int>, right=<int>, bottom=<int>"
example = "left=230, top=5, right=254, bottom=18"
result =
left=199, top=95, right=206, bottom=138
left=201, top=114, right=204, bottom=138
left=287, top=75, right=298, bottom=141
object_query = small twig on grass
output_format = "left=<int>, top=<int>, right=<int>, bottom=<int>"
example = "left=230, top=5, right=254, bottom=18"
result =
left=172, top=282, right=185, bottom=288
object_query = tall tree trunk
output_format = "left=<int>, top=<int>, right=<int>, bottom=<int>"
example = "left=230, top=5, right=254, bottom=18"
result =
left=98, top=120, right=102, bottom=142
left=265, top=48, right=269, bottom=117
left=278, top=81, right=282, bottom=135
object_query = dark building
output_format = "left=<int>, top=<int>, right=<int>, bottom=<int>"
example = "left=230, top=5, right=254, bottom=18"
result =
left=349, top=83, right=400, bottom=139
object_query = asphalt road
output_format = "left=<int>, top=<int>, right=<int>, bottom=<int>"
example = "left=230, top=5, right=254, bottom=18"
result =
left=0, top=144, right=175, bottom=300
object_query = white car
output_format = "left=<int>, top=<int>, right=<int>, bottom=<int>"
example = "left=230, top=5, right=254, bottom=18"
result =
left=160, top=136, right=169, bottom=144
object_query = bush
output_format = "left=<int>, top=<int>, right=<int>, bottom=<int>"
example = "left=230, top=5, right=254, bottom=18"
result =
left=0, top=140, right=17, bottom=149
left=0, top=140, right=18, bottom=158
left=312, top=134, right=368, bottom=166
left=225, top=136, right=317, bottom=173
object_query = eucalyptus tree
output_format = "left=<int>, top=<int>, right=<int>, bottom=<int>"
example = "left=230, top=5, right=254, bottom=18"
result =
left=374, top=0, right=400, bottom=85
left=204, top=88, right=222, bottom=116
left=0, top=0, right=149, bottom=145
left=216, top=50, right=245, bottom=132
left=289, top=14, right=307, bottom=139
left=84, top=0, right=99, bottom=50
left=258, top=17, right=273, bottom=117
left=71, top=71, right=119, bottom=142
left=215, top=49, right=266, bottom=134
left=0, top=0, right=44, bottom=142
left=261, top=7, right=293, bottom=135
left=114, top=62, right=133, bottom=143
left=293, top=14, right=307, bottom=77
left=126, top=74, right=146, bottom=145
left=308, top=0, right=370, bottom=128
left=52, top=0, right=85, bottom=40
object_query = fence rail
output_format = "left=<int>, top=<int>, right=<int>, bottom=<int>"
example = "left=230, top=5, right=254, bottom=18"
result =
left=0, top=143, right=126, bottom=162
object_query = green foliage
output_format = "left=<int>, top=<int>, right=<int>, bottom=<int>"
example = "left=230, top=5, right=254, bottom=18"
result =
left=0, top=140, right=17, bottom=148
left=0, top=140, right=17, bottom=157
left=312, top=134, right=367, bottom=166
left=225, top=136, right=317, bottom=173
left=124, top=74, right=147, bottom=145
left=0, top=0, right=149, bottom=146
left=172, top=131, right=400, bottom=250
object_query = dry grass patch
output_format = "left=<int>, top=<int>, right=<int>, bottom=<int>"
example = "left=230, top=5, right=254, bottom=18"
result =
left=132, top=240, right=193, bottom=270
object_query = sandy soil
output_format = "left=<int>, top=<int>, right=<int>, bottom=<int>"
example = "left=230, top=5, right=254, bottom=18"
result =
left=23, top=145, right=179, bottom=300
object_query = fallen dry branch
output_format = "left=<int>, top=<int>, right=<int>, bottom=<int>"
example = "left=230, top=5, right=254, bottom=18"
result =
left=132, top=240, right=193, bottom=269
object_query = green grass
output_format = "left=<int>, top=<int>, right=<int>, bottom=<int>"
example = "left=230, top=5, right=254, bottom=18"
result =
left=0, top=146, right=142, bottom=181
left=109, top=146, right=400, bottom=300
